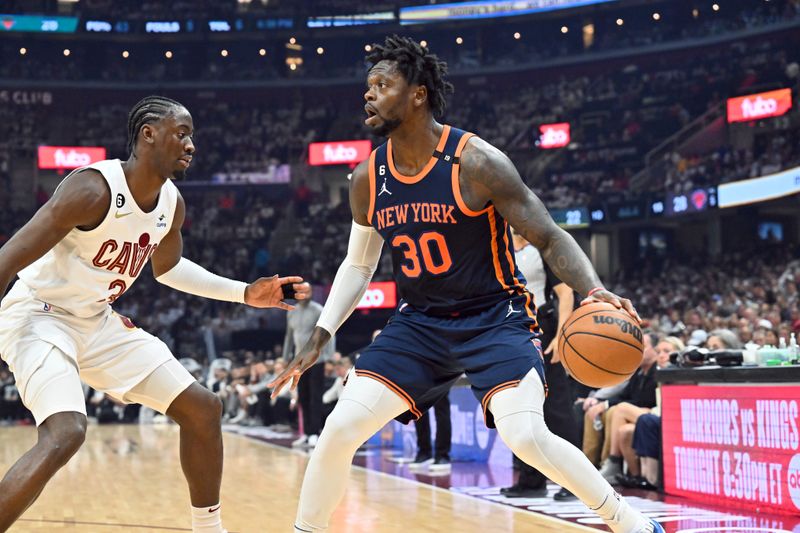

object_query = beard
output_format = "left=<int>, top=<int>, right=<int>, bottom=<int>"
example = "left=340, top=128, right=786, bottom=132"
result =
left=171, top=169, right=187, bottom=181
left=373, top=116, right=402, bottom=137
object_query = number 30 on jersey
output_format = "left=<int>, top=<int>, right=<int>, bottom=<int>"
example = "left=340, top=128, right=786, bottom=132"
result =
left=391, top=231, right=452, bottom=278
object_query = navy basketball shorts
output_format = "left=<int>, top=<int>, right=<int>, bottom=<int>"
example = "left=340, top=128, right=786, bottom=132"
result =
left=354, top=292, right=546, bottom=428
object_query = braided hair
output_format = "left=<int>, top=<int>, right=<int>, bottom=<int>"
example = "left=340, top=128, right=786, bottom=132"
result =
left=126, top=95, right=184, bottom=155
left=365, top=35, right=454, bottom=118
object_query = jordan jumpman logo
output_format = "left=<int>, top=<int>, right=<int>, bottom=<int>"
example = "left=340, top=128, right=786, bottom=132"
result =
left=379, top=177, right=392, bottom=196
left=506, top=301, right=522, bottom=318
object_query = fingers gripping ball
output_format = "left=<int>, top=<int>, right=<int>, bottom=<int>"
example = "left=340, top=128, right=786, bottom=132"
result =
left=558, top=302, right=643, bottom=388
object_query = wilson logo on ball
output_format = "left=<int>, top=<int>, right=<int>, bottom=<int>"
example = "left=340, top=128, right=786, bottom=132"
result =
left=592, top=315, right=643, bottom=342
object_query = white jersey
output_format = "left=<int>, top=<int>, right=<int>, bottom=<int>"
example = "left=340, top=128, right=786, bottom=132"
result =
left=14, top=159, right=178, bottom=318
left=515, top=244, right=547, bottom=307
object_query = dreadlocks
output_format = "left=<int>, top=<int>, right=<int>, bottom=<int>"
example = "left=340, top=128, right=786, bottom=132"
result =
left=126, top=95, right=184, bottom=155
left=365, top=35, right=454, bottom=118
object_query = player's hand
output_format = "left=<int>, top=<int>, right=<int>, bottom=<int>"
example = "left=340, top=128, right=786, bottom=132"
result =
left=581, top=288, right=641, bottom=325
left=268, top=343, right=321, bottom=399
left=544, top=337, right=561, bottom=364
left=244, top=275, right=311, bottom=311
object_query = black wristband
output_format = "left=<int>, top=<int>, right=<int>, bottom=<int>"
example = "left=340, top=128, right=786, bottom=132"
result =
left=282, top=284, right=297, bottom=300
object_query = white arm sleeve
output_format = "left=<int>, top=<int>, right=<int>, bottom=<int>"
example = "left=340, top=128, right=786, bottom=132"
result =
left=316, top=220, right=383, bottom=335
left=155, top=257, right=247, bottom=303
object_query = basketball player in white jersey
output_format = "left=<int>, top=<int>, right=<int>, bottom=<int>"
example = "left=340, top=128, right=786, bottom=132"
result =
left=0, top=96, right=310, bottom=532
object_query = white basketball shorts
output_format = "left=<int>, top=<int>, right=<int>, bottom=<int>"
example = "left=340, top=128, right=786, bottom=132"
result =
left=0, top=286, right=195, bottom=425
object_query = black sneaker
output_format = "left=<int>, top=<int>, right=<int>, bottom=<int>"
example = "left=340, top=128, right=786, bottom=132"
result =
left=553, top=487, right=576, bottom=501
left=429, top=456, right=451, bottom=472
left=408, top=453, right=433, bottom=469
left=499, top=484, right=548, bottom=498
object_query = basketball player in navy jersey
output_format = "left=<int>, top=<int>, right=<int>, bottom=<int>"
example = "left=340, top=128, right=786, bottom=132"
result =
left=270, top=36, right=663, bottom=533
left=0, top=96, right=310, bottom=532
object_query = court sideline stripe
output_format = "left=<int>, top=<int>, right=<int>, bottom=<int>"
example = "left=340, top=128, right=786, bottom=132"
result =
left=18, top=517, right=196, bottom=531
left=226, top=432, right=597, bottom=533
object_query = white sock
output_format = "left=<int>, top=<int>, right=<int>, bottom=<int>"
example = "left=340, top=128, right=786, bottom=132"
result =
left=592, top=492, right=652, bottom=533
left=191, top=503, right=224, bottom=533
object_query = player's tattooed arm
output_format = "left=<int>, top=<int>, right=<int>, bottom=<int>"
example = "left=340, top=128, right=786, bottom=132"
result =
left=459, top=138, right=601, bottom=296
left=459, top=138, right=640, bottom=321
left=0, top=168, right=109, bottom=296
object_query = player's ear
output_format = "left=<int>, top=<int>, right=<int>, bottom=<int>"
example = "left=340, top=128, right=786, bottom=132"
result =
left=140, top=123, right=157, bottom=145
left=413, top=84, right=427, bottom=109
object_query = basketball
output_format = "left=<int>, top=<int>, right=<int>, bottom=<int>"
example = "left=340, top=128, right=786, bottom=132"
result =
left=558, top=301, right=643, bottom=388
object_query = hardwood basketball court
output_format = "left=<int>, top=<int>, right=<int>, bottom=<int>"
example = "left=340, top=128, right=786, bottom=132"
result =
left=0, top=424, right=590, bottom=532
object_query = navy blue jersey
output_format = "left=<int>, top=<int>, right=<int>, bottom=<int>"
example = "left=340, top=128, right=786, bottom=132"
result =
left=368, top=125, right=534, bottom=318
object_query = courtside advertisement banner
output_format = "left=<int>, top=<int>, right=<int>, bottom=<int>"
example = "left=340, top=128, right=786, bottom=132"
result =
left=308, top=140, right=372, bottom=166
left=537, top=122, right=570, bottom=149
left=356, top=281, right=397, bottom=309
left=727, top=88, right=792, bottom=123
left=718, top=164, right=800, bottom=208
left=400, top=0, right=617, bottom=24
left=661, top=384, right=800, bottom=515
left=37, top=146, right=106, bottom=169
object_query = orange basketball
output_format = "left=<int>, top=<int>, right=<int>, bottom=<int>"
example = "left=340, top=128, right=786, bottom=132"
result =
left=558, top=301, right=643, bottom=388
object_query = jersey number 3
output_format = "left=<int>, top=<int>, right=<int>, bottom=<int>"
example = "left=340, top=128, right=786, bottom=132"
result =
left=392, top=232, right=453, bottom=278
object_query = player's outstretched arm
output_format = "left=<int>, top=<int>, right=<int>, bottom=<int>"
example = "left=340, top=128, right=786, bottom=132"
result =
left=151, top=193, right=311, bottom=310
left=459, top=137, right=640, bottom=322
left=0, top=169, right=109, bottom=297
left=269, top=159, right=383, bottom=397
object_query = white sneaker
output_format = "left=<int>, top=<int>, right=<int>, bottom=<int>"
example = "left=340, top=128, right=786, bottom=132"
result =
left=307, top=434, right=319, bottom=448
left=599, top=458, right=622, bottom=483
left=292, top=435, right=309, bottom=447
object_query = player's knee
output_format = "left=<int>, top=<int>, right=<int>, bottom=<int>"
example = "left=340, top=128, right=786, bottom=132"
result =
left=170, top=385, right=223, bottom=430
left=40, top=414, right=87, bottom=463
left=318, top=401, right=372, bottom=452
left=496, top=411, right=551, bottom=458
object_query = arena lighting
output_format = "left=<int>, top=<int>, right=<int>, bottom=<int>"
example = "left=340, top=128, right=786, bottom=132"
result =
left=62, top=48, right=70, bottom=56
left=652, top=12, right=661, bottom=20
left=561, top=25, right=568, bottom=33
left=289, top=63, right=297, bottom=70
left=712, top=3, right=720, bottom=11
left=19, top=47, right=26, bottom=55
left=616, top=18, right=624, bottom=26
left=259, top=48, right=266, bottom=56
left=692, top=8, right=699, bottom=17
left=316, top=46, right=324, bottom=54
left=420, top=40, right=427, bottom=47
left=364, top=44, right=372, bottom=51
left=289, top=36, right=296, bottom=44
left=122, top=50, right=129, bottom=58
left=165, top=50, right=173, bottom=59
left=220, top=49, right=228, bottom=57
left=456, top=36, right=463, bottom=44
left=513, top=31, right=521, bottom=39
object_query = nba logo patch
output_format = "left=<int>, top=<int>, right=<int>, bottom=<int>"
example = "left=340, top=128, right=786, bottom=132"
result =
left=43, top=302, right=52, bottom=312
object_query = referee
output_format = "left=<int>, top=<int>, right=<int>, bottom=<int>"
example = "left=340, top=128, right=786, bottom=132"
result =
left=500, top=228, right=580, bottom=501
